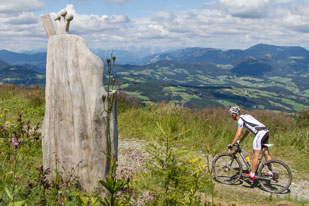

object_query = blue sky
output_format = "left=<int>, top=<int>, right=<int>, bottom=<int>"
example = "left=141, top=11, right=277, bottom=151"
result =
left=37, top=0, right=211, bottom=18
left=1, top=0, right=309, bottom=54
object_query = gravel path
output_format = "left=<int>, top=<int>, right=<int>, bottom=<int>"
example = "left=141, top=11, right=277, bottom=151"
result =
left=117, top=138, right=309, bottom=204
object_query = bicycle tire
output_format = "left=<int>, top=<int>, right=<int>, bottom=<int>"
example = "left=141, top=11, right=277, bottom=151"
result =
left=212, top=153, right=243, bottom=184
left=258, top=160, right=292, bottom=193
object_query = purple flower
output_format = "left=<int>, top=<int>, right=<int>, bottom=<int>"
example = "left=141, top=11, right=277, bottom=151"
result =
left=10, top=137, right=19, bottom=148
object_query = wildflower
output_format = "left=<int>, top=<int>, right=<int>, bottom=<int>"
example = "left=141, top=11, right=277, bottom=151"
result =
left=5, top=121, right=11, bottom=126
left=3, top=108, right=9, bottom=112
left=198, top=163, right=207, bottom=170
left=190, top=158, right=200, bottom=164
left=10, top=137, right=19, bottom=148
left=193, top=168, right=199, bottom=175
left=0, top=114, right=4, bottom=118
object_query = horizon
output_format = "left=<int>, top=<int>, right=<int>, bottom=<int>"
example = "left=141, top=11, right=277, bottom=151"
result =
left=1, top=0, right=309, bottom=53
left=1, top=43, right=308, bottom=57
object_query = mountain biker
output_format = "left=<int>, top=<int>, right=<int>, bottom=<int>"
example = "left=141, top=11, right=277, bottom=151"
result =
left=228, top=106, right=272, bottom=180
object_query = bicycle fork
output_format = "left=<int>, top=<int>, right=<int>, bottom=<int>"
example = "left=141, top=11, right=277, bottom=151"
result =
left=225, top=155, right=236, bottom=172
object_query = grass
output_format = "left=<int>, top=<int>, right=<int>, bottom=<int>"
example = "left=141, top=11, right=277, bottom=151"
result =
left=217, top=64, right=233, bottom=70
left=122, top=76, right=135, bottom=82
left=0, top=85, right=44, bottom=124
left=0, top=85, right=308, bottom=205
left=126, top=91, right=150, bottom=102
left=117, top=96, right=309, bottom=205
left=174, top=68, right=189, bottom=74
left=216, top=99, right=235, bottom=107
left=304, top=89, right=309, bottom=96
left=214, top=185, right=308, bottom=206
left=281, top=98, right=309, bottom=111
left=118, top=100, right=309, bottom=174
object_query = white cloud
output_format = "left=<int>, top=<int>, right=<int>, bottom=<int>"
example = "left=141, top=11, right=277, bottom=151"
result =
left=2, top=12, right=38, bottom=25
left=217, top=0, right=270, bottom=18
left=50, top=4, right=130, bottom=34
left=0, top=0, right=44, bottom=13
left=1, top=1, right=309, bottom=53
left=0, top=0, right=45, bottom=51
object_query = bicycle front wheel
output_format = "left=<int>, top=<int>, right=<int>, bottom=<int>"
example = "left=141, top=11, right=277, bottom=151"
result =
left=212, top=153, right=243, bottom=184
left=258, top=160, right=292, bottom=193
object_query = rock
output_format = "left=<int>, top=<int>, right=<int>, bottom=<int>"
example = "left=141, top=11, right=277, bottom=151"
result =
left=41, top=9, right=118, bottom=193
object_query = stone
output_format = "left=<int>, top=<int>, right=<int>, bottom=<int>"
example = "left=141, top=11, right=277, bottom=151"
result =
left=41, top=9, right=118, bottom=193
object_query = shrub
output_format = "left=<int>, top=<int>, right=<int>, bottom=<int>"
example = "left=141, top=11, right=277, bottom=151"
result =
left=143, top=122, right=215, bottom=205
left=296, top=110, right=309, bottom=128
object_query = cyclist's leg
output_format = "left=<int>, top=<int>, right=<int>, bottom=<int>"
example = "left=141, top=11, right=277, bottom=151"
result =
left=263, top=148, right=273, bottom=174
left=262, top=133, right=273, bottom=173
left=252, top=150, right=261, bottom=173
left=252, top=130, right=268, bottom=174
left=262, top=132, right=272, bottom=161
left=263, top=147, right=272, bottom=161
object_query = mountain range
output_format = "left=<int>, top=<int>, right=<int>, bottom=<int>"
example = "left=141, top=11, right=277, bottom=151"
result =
left=1, top=43, right=309, bottom=67
left=0, top=44, right=309, bottom=112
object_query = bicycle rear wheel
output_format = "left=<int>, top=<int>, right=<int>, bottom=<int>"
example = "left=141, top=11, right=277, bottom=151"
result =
left=212, top=153, right=242, bottom=184
left=258, top=160, right=292, bottom=193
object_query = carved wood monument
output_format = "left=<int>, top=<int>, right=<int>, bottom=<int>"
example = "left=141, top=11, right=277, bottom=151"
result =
left=41, top=9, right=118, bottom=193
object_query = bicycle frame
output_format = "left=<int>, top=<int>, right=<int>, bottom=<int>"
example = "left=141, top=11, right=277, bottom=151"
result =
left=213, top=144, right=292, bottom=193
left=231, top=144, right=264, bottom=176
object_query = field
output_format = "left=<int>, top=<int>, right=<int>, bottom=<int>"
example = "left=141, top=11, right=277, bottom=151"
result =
left=113, top=59, right=309, bottom=112
left=0, top=85, right=308, bottom=205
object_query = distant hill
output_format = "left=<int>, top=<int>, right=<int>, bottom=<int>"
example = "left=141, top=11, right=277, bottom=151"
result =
left=245, top=44, right=309, bottom=58
left=231, top=58, right=273, bottom=76
left=2, top=43, right=309, bottom=66
left=0, top=59, right=10, bottom=70
left=0, top=50, right=46, bottom=65
left=1, top=44, right=309, bottom=112
left=112, top=43, right=309, bottom=112
left=143, top=44, right=309, bottom=64
left=0, top=64, right=45, bottom=86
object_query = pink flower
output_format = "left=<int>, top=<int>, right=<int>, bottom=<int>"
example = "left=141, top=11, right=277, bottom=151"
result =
left=10, top=137, right=19, bottom=148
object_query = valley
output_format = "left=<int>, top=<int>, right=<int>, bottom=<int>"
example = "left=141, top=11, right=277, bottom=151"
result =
left=1, top=43, right=309, bottom=112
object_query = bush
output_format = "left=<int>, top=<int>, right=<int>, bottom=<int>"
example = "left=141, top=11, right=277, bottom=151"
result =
left=296, top=110, right=309, bottom=127
left=143, top=123, right=214, bottom=205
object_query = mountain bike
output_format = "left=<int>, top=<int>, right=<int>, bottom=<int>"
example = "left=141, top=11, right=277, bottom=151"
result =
left=212, top=143, right=292, bottom=193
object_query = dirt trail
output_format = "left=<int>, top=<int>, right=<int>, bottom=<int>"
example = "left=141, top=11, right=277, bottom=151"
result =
left=117, top=138, right=309, bottom=205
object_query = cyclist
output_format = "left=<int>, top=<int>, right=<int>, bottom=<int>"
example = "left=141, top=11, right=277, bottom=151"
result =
left=228, top=106, right=272, bottom=180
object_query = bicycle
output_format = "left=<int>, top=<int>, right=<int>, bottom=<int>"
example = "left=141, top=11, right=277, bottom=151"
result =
left=211, top=143, right=292, bottom=193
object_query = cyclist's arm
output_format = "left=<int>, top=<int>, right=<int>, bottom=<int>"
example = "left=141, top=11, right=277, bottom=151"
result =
left=231, top=127, right=243, bottom=145
left=239, top=130, right=249, bottom=143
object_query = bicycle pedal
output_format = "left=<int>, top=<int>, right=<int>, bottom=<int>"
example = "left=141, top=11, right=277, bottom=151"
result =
left=272, top=173, right=279, bottom=180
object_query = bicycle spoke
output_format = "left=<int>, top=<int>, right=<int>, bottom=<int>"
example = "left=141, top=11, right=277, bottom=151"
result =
left=212, top=153, right=242, bottom=184
left=258, top=160, right=292, bottom=193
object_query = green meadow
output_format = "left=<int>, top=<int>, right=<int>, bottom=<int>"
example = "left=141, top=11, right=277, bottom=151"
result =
left=0, top=85, right=308, bottom=205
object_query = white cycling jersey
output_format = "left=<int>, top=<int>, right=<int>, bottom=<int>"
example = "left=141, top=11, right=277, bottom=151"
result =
left=237, top=114, right=267, bottom=135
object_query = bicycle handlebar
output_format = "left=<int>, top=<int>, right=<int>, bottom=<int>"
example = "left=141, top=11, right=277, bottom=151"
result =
left=228, top=140, right=240, bottom=152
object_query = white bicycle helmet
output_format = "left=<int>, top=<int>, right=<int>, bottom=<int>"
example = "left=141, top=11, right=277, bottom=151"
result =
left=229, top=106, right=240, bottom=116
